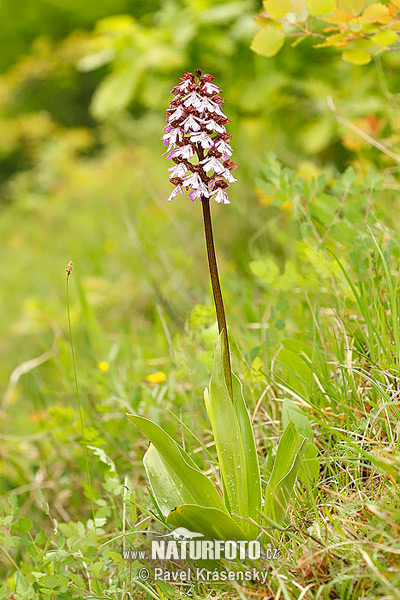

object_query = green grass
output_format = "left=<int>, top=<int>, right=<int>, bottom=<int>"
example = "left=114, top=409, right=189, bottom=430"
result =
left=1, top=144, right=400, bottom=599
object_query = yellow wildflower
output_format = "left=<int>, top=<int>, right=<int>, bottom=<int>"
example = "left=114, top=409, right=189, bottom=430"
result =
left=98, top=361, right=109, bottom=372
left=146, top=371, right=166, bottom=384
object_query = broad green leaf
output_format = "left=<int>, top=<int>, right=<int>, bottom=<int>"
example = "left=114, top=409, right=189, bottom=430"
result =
left=282, top=399, right=319, bottom=484
left=232, top=374, right=262, bottom=533
left=282, top=399, right=314, bottom=441
left=250, top=26, right=284, bottom=58
left=167, top=504, right=247, bottom=541
left=263, top=0, right=292, bottom=18
left=143, top=444, right=196, bottom=516
left=342, top=47, right=371, bottom=65
left=306, top=0, right=335, bottom=15
left=127, top=415, right=227, bottom=517
left=264, top=422, right=307, bottom=526
left=338, top=0, right=365, bottom=14
left=205, top=332, right=254, bottom=538
left=371, top=30, right=398, bottom=47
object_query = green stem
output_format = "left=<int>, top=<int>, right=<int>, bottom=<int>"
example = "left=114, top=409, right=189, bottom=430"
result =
left=201, top=196, right=233, bottom=398
left=66, top=272, right=99, bottom=558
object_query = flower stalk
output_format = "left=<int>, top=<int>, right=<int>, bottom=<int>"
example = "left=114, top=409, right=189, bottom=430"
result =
left=162, top=69, right=237, bottom=397
left=201, top=196, right=233, bottom=398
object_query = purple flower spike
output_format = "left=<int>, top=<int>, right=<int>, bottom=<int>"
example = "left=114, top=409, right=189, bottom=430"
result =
left=162, top=70, right=237, bottom=204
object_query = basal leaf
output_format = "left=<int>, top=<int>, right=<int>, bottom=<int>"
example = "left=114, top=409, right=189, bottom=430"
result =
left=167, top=504, right=247, bottom=541
left=264, top=422, right=307, bottom=526
left=127, top=415, right=227, bottom=517
left=205, top=332, right=254, bottom=538
left=282, top=399, right=319, bottom=484
left=232, top=373, right=262, bottom=535
left=282, top=398, right=314, bottom=441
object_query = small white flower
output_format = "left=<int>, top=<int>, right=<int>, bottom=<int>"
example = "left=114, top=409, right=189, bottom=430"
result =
left=181, top=115, right=201, bottom=132
left=183, top=172, right=202, bottom=189
left=213, top=188, right=230, bottom=204
left=198, top=181, right=210, bottom=196
left=216, top=139, right=232, bottom=158
left=205, top=119, right=226, bottom=134
left=197, top=97, right=214, bottom=113
left=222, top=169, right=237, bottom=184
left=189, top=189, right=201, bottom=201
left=201, top=156, right=224, bottom=174
left=168, top=163, right=188, bottom=178
left=179, top=79, right=191, bottom=92
left=184, top=92, right=202, bottom=108
left=162, top=146, right=173, bottom=156
left=202, top=82, right=221, bottom=95
left=167, top=185, right=184, bottom=202
left=168, top=107, right=184, bottom=122
left=172, top=145, right=194, bottom=159
left=205, top=100, right=219, bottom=113
left=162, top=128, right=183, bottom=145
left=190, top=131, right=213, bottom=149
left=189, top=186, right=210, bottom=201
left=212, top=104, right=226, bottom=118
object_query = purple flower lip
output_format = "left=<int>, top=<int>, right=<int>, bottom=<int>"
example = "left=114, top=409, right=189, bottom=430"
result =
left=162, top=71, right=237, bottom=205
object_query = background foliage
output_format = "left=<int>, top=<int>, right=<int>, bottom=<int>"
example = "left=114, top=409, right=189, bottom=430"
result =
left=1, top=0, right=400, bottom=598
left=252, top=0, right=400, bottom=65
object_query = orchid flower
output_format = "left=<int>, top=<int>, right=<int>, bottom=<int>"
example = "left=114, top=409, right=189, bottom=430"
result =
left=162, top=70, right=237, bottom=205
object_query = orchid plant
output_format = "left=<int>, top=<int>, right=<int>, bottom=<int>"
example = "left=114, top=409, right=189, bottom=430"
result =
left=128, top=71, right=318, bottom=548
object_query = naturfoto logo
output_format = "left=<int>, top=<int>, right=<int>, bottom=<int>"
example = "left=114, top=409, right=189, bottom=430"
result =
left=152, top=528, right=260, bottom=561
left=122, top=528, right=280, bottom=562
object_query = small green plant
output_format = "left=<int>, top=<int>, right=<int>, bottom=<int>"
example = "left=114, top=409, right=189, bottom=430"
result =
left=128, top=70, right=318, bottom=549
